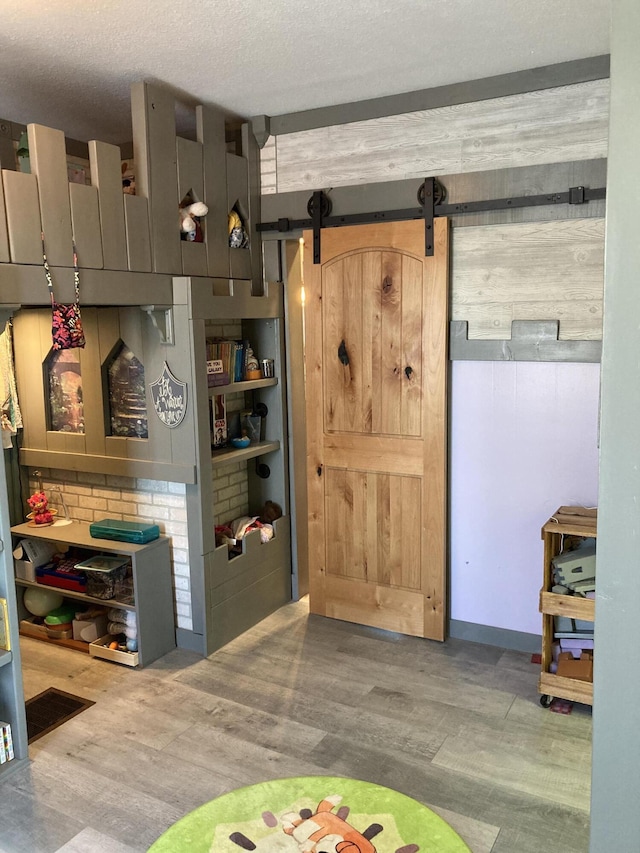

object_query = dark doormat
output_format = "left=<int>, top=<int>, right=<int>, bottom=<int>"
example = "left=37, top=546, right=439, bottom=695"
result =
left=26, top=687, right=95, bottom=743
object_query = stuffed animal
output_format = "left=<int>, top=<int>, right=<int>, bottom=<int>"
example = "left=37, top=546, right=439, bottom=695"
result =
left=27, top=491, right=54, bottom=525
left=228, top=208, right=249, bottom=248
left=179, top=201, right=208, bottom=242
left=215, top=501, right=283, bottom=555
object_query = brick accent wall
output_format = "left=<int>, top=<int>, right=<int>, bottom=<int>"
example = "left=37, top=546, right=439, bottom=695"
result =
left=27, top=467, right=193, bottom=631
left=205, top=319, right=251, bottom=527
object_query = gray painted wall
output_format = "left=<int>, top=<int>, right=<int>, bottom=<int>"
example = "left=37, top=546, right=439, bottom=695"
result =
left=591, top=1, right=640, bottom=849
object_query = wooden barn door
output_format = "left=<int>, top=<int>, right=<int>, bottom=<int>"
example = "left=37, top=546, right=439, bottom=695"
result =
left=304, top=219, right=449, bottom=641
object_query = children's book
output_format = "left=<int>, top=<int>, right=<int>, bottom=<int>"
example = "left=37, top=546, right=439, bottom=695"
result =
left=0, top=598, right=9, bottom=651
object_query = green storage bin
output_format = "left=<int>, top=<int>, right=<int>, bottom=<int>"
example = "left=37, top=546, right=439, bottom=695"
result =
left=89, top=518, right=160, bottom=544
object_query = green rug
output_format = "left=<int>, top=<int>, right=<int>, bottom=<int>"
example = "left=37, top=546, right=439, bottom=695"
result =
left=148, top=776, right=470, bottom=852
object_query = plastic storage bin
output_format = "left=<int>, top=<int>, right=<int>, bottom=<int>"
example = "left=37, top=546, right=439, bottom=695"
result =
left=74, top=555, right=130, bottom=600
left=89, top=518, right=160, bottom=544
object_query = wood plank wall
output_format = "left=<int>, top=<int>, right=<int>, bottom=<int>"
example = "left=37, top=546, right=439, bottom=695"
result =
left=262, top=80, right=609, bottom=342
left=261, top=79, right=609, bottom=194
left=452, top=218, right=605, bottom=340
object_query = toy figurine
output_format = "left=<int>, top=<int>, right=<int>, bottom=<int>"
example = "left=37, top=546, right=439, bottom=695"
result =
left=26, top=491, right=56, bottom=525
left=179, top=201, right=208, bottom=242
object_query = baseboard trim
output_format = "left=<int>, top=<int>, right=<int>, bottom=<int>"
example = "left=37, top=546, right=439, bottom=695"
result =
left=449, top=619, right=541, bottom=653
left=176, top=627, right=205, bottom=655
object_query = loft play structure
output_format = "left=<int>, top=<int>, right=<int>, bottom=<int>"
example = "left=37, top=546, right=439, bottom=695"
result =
left=0, top=80, right=291, bottom=669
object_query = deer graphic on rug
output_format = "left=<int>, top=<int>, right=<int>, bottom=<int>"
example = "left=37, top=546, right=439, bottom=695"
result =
left=229, top=793, right=419, bottom=853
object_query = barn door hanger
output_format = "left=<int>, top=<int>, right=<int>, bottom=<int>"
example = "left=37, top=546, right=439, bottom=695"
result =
left=306, top=179, right=444, bottom=264
left=309, top=190, right=332, bottom=264
left=417, top=177, right=447, bottom=258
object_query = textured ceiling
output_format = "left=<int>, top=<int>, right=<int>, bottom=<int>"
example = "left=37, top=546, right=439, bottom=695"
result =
left=1, top=0, right=611, bottom=144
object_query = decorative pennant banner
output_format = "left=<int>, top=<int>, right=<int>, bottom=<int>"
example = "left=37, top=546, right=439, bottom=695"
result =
left=150, top=362, right=187, bottom=428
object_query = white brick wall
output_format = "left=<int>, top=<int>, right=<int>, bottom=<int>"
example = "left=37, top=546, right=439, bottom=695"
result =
left=212, top=459, right=249, bottom=526
left=28, top=467, right=192, bottom=631
left=206, top=320, right=251, bottom=527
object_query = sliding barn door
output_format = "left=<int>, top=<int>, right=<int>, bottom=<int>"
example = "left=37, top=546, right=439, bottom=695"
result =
left=304, top=219, right=449, bottom=641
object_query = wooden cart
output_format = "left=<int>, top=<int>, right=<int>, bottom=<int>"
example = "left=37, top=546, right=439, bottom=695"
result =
left=539, top=506, right=597, bottom=707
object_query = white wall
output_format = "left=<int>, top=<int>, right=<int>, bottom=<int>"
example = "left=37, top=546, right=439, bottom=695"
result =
left=450, top=361, right=600, bottom=635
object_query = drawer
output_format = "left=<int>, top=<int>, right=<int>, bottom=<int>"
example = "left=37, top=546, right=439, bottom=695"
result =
left=89, top=635, right=139, bottom=667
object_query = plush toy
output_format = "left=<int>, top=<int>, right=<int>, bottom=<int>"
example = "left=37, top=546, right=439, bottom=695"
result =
left=228, top=208, right=249, bottom=248
left=215, top=501, right=283, bottom=555
left=179, top=202, right=208, bottom=242
left=27, top=491, right=55, bottom=525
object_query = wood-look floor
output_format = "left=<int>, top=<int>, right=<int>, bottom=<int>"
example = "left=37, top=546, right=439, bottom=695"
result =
left=2, top=599, right=591, bottom=853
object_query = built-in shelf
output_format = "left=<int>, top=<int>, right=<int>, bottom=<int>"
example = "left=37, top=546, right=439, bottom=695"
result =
left=538, top=591, right=594, bottom=621
left=211, top=439, right=280, bottom=468
left=208, top=377, right=277, bottom=396
left=0, top=648, right=12, bottom=669
left=15, top=578, right=136, bottom=612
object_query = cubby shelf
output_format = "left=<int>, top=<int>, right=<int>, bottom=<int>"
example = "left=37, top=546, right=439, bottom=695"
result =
left=0, top=649, right=12, bottom=669
left=211, top=439, right=280, bottom=468
left=15, top=579, right=136, bottom=613
left=11, top=521, right=175, bottom=667
left=208, top=377, right=278, bottom=397
left=538, top=506, right=597, bottom=708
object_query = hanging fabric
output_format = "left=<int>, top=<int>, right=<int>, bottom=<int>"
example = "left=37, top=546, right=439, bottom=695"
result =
left=42, top=233, right=86, bottom=350
left=0, top=320, right=23, bottom=449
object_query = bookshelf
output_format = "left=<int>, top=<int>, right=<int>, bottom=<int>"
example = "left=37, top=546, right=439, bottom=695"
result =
left=182, top=278, right=292, bottom=655
left=11, top=521, right=175, bottom=668
left=538, top=506, right=597, bottom=707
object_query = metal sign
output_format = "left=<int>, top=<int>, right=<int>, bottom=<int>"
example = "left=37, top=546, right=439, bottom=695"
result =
left=150, top=361, right=187, bottom=428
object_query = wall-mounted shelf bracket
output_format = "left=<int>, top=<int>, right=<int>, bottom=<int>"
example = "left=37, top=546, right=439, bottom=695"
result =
left=141, top=305, right=174, bottom=345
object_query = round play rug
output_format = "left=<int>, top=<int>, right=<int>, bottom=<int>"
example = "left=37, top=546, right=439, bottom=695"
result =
left=148, top=776, right=471, bottom=852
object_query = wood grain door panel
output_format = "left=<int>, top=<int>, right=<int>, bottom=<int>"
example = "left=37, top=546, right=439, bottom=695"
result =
left=305, top=219, right=449, bottom=641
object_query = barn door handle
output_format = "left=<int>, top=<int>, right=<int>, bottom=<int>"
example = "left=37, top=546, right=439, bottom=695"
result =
left=338, top=340, right=350, bottom=366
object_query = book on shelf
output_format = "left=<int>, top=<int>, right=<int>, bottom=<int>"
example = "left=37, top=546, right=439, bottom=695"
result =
left=0, top=598, right=9, bottom=651
left=207, top=359, right=230, bottom=387
left=0, top=722, right=14, bottom=763
left=205, top=339, right=245, bottom=384
left=211, top=395, right=227, bottom=448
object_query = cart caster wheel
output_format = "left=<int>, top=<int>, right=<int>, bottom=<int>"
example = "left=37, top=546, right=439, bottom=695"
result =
left=540, top=694, right=553, bottom=708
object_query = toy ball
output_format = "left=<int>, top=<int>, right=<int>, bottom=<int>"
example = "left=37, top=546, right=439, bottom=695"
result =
left=126, top=638, right=138, bottom=652
left=23, top=586, right=64, bottom=617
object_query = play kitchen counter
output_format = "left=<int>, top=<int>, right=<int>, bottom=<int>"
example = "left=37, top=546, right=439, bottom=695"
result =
left=539, top=506, right=597, bottom=707
left=11, top=521, right=175, bottom=667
